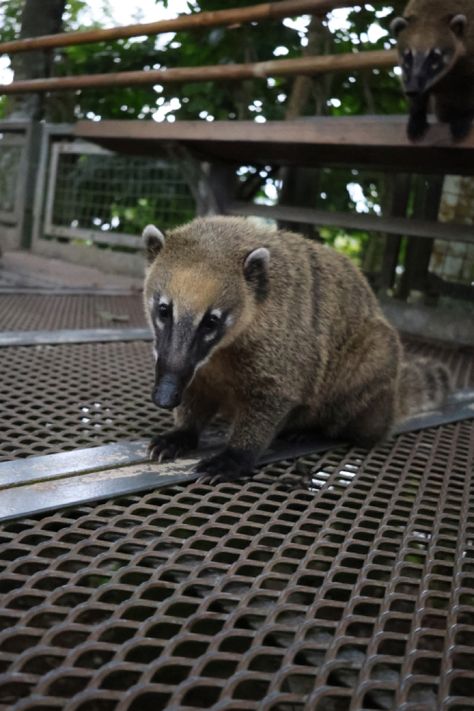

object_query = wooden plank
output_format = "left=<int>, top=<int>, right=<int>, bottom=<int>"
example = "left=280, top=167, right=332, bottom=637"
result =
left=74, top=118, right=474, bottom=175
left=0, top=50, right=397, bottom=95
left=0, top=0, right=359, bottom=55
left=229, top=202, right=474, bottom=244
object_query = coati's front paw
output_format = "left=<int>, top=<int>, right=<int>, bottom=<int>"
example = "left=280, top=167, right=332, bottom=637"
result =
left=148, top=429, right=198, bottom=463
left=195, top=447, right=257, bottom=482
left=407, top=115, right=429, bottom=141
left=450, top=117, right=473, bottom=142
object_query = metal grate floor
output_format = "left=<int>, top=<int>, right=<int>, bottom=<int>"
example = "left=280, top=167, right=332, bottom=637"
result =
left=0, top=420, right=472, bottom=710
left=0, top=295, right=146, bottom=332
left=0, top=341, right=172, bottom=462
left=1, top=338, right=473, bottom=462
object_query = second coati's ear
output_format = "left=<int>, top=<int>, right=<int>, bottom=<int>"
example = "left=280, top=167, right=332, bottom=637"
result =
left=244, top=247, right=270, bottom=302
left=143, top=224, right=165, bottom=263
left=390, top=16, right=408, bottom=36
left=450, top=14, right=467, bottom=37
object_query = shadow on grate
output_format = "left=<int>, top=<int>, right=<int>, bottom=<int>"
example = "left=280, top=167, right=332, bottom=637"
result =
left=0, top=295, right=146, bottom=332
left=0, top=421, right=472, bottom=710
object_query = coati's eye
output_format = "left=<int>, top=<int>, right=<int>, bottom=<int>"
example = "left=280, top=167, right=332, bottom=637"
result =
left=201, top=312, right=220, bottom=333
left=158, top=302, right=171, bottom=319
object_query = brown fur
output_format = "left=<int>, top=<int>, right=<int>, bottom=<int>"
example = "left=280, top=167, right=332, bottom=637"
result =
left=394, top=0, right=474, bottom=139
left=144, top=216, right=451, bottom=476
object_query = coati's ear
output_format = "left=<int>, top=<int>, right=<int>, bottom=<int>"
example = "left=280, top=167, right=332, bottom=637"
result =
left=143, top=224, right=165, bottom=263
left=450, top=14, right=467, bottom=37
left=390, top=16, right=408, bottom=36
left=244, top=247, right=270, bottom=302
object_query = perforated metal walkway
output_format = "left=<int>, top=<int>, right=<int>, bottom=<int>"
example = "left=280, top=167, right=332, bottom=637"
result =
left=1, top=288, right=473, bottom=711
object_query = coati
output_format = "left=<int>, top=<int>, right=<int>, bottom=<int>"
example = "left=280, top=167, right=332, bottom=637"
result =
left=391, top=0, right=474, bottom=141
left=143, top=216, right=450, bottom=481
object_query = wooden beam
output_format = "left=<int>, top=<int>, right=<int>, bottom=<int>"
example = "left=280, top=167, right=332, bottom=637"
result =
left=0, top=0, right=362, bottom=55
left=74, top=118, right=474, bottom=175
left=0, top=50, right=397, bottom=94
left=228, top=201, right=474, bottom=244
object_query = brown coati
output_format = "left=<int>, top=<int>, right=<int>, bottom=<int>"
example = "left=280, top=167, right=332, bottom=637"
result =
left=391, top=0, right=474, bottom=140
left=142, top=216, right=451, bottom=480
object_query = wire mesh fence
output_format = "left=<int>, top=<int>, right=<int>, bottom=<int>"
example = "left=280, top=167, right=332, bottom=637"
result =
left=43, top=141, right=196, bottom=250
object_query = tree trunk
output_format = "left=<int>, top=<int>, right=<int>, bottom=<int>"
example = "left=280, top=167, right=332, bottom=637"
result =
left=278, top=15, right=333, bottom=238
left=8, top=0, right=66, bottom=119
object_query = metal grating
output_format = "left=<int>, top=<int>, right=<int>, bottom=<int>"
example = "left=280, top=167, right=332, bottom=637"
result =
left=1, top=339, right=473, bottom=462
left=0, top=342, right=171, bottom=462
left=0, top=295, right=146, bottom=332
left=0, top=420, right=472, bottom=710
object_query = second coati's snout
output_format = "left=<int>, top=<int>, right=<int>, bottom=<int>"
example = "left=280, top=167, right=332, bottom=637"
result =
left=143, top=222, right=270, bottom=412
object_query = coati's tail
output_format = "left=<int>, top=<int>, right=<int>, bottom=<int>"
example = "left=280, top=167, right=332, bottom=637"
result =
left=398, top=358, right=452, bottom=419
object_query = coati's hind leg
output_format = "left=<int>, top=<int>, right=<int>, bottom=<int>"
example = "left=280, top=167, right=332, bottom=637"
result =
left=149, top=389, right=217, bottom=462
left=322, top=320, right=401, bottom=448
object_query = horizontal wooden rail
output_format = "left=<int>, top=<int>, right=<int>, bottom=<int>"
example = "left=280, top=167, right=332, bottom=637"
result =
left=0, top=0, right=361, bottom=55
left=0, top=50, right=397, bottom=94
left=229, top=202, right=474, bottom=244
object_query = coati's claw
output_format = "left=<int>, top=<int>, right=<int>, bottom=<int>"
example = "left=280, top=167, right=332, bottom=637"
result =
left=194, top=448, right=256, bottom=482
left=148, top=429, right=198, bottom=462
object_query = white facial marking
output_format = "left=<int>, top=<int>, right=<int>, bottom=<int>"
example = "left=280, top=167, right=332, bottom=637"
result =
left=152, top=345, right=158, bottom=361
left=211, top=308, right=222, bottom=319
left=225, top=314, right=234, bottom=328
left=154, top=295, right=170, bottom=330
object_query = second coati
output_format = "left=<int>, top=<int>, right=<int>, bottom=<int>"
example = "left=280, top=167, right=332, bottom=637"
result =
left=143, top=216, right=451, bottom=480
left=391, top=0, right=474, bottom=140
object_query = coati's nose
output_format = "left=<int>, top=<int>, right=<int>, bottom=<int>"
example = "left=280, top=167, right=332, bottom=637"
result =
left=152, top=374, right=182, bottom=410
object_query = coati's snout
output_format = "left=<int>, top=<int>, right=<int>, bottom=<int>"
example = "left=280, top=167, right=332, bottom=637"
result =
left=152, top=373, right=184, bottom=410
left=143, top=221, right=271, bottom=413
left=391, top=12, right=467, bottom=95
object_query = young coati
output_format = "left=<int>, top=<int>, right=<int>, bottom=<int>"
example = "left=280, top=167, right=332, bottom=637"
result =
left=391, top=0, right=474, bottom=141
left=143, top=216, right=450, bottom=481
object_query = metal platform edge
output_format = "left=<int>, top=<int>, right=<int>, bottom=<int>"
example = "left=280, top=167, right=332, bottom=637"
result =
left=0, top=327, right=152, bottom=347
left=1, top=392, right=472, bottom=524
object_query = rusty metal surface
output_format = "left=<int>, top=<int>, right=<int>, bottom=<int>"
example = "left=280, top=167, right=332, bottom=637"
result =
left=0, top=294, right=146, bottom=331
left=1, top=338, right=473, bottom=463
left=0, top=341, right=172, bottom=462
left=0, top=419, right=472, bottom=710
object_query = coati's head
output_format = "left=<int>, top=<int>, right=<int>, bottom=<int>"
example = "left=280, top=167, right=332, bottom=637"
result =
left=391, top=10, right=468, bottom=95
left=142, top=219, right=270, bottom=410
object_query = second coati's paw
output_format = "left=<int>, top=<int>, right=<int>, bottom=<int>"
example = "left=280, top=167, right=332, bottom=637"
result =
left=195, top=447, right=256, bottom=482
left=407, top=116, right=429, bottom=142
left=450, top=117, right=473, bottom=142
left=148, top=429, right=198, bottom=463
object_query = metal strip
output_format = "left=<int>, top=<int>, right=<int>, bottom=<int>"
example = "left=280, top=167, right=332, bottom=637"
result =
left=0, top=287, right=141, bottom=295
left=1, top=394, right=472, bottom=524
left=0, top=327, right=152, bottom=346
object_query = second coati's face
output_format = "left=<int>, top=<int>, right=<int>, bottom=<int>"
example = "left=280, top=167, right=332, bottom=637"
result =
left=142, top=223, right=269, bottom=410
left=391, top=12, right=467, bottom=94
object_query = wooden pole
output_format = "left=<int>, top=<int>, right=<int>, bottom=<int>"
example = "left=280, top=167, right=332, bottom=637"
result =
left=0, top=50, right=398, bottom=94
left=0, top=0, right=363, bottom=55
